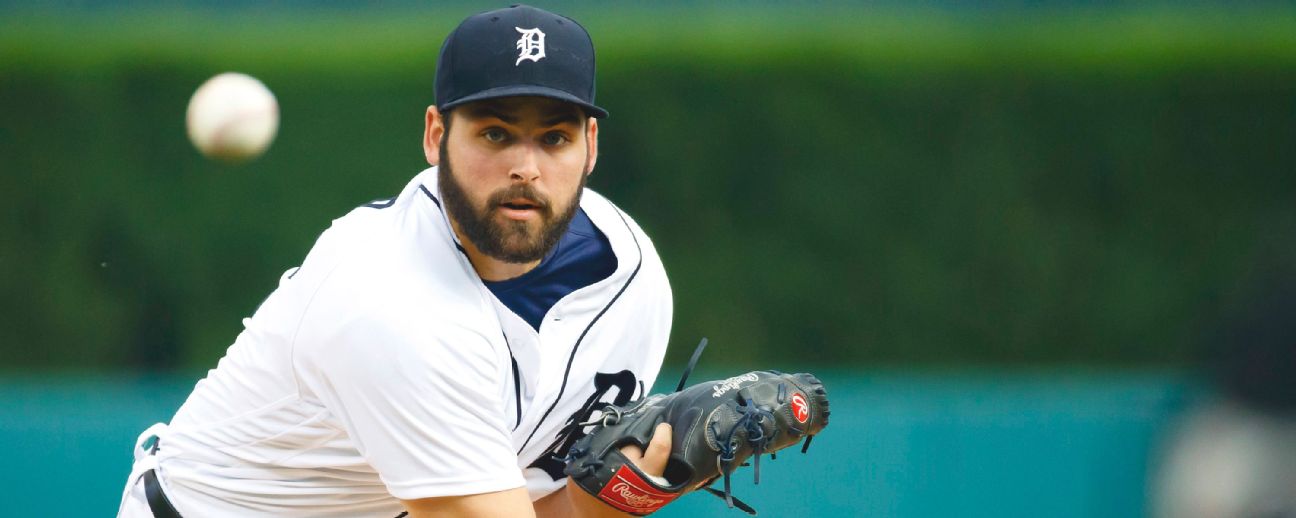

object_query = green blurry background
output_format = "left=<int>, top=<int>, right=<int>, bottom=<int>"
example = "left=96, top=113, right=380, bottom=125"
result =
left=2, top=1, right=1294, bottom=516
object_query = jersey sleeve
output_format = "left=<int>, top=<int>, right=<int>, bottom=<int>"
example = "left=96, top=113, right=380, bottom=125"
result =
left=296, top=305, right=524, bottom=500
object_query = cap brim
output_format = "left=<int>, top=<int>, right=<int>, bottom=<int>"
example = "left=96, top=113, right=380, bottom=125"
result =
left=440, top=84, right=608, bottom=119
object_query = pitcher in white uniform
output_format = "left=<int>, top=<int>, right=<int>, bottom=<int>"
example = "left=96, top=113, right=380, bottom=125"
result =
left=118, top=5, right=676, bottom=517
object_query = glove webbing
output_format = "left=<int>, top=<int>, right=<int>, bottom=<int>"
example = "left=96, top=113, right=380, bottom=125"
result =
left=675, top=337, right=710, bottom=391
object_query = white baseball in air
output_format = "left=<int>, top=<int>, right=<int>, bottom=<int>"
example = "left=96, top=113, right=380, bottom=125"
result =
left=186, top=72, right=279, bottom=163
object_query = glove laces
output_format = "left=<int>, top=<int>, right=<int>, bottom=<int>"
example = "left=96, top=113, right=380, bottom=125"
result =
left=704, top=388, right=776, bottom=515
left=677, top=338, right=760, bottom=515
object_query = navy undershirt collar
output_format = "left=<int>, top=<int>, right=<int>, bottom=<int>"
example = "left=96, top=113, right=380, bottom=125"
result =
left=482, top=208, right=618, bottom=331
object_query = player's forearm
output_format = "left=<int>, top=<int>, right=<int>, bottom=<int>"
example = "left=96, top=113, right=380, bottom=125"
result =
left=566, top=478, right=641, bottom=518
left=531, top=481, right=636, bottom=518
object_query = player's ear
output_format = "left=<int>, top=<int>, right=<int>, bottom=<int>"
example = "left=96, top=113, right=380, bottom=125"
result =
left=424, top=105, right=445, bottom=166
left=584, top=116, right=599, bottom=175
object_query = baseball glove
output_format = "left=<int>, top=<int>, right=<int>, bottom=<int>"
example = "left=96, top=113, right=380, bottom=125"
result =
left=564, top=339, right=830, bottom=515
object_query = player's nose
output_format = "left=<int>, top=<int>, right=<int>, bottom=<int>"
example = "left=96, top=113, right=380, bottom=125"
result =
left=508, top=145, right=541, bottom=183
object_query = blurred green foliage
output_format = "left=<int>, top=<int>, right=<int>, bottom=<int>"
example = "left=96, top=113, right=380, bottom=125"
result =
left=3, top=9, right=1296, bottom=370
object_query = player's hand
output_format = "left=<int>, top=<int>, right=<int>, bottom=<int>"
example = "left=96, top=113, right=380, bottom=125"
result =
left=618, top=422, right=671, bottom=478
left=548, top=423, right=673, bottom=518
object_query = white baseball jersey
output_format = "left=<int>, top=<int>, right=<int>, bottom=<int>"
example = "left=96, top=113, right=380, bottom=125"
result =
left=125, top=167, right=672, bottom=517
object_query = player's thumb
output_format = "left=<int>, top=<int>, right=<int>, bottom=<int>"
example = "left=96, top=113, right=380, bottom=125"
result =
left=642, top=422, right=672, bottom=476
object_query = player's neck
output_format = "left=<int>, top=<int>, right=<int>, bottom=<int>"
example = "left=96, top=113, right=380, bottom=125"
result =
left=449, top=223, right=542, bottom=282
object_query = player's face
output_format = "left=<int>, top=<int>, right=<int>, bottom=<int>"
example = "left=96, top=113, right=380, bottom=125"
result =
left=436, top=97, right=596, bottom=264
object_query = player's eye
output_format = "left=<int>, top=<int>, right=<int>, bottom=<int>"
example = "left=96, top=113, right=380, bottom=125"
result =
left=482, top=128, right=509, bottom=143
left=542, top=131, right=570, bottom=146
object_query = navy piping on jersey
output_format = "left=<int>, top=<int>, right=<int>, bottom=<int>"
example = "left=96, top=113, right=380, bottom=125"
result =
left=418, top=184, right=464, bottom=254
left=417, top=184, right=440, bottom=209
left=362, top=197, right=396, bottom=209
left=518, top=206, right=643, bottom=453
left=502, top=332, right=522, bottom=431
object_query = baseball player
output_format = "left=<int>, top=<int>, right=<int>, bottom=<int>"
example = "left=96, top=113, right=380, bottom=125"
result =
left=118, top=5, right=675, bottom=517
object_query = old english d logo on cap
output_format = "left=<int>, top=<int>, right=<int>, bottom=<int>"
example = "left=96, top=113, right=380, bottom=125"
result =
left=515, top=27, right=546, bottom=65
left=435, top=4, right=608, bottom=118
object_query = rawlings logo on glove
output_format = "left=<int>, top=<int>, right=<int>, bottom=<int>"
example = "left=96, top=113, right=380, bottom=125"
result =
left=596, top=465, right=679, bottom=514
left=564, top=339, right=830, bottom=515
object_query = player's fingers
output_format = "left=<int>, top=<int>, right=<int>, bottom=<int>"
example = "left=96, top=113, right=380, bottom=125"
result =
left=642, top=422, right=672, bottom=476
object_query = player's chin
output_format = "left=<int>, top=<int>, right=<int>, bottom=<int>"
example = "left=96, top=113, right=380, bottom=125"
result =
left=491, top=213, right=541, bottom=236
left=491, top=232, right=550, bottom=263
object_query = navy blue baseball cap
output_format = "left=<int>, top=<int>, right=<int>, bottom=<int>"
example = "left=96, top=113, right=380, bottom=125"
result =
left=436, top=4, right=608, bottom=118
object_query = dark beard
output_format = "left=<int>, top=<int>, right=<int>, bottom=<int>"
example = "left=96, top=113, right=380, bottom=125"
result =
left=438, top=145, right=584, bottom=264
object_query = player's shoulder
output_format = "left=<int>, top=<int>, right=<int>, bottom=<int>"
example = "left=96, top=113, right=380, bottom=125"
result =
left=580, top=189, right=662, bottom=263
left=325, top=168, right=443, bottom=243
left=293, top=170, right=495, bottom=331
left=312, top=238, right=487, bottom=327
left=580, top=188, right=669, bottom=288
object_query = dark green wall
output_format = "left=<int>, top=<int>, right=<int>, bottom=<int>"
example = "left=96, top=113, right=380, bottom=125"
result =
left=3, top=11, right=1296, bottom=369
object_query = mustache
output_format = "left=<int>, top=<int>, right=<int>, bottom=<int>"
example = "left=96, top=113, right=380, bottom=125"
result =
left=487, top=184, right=553, bottom=215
